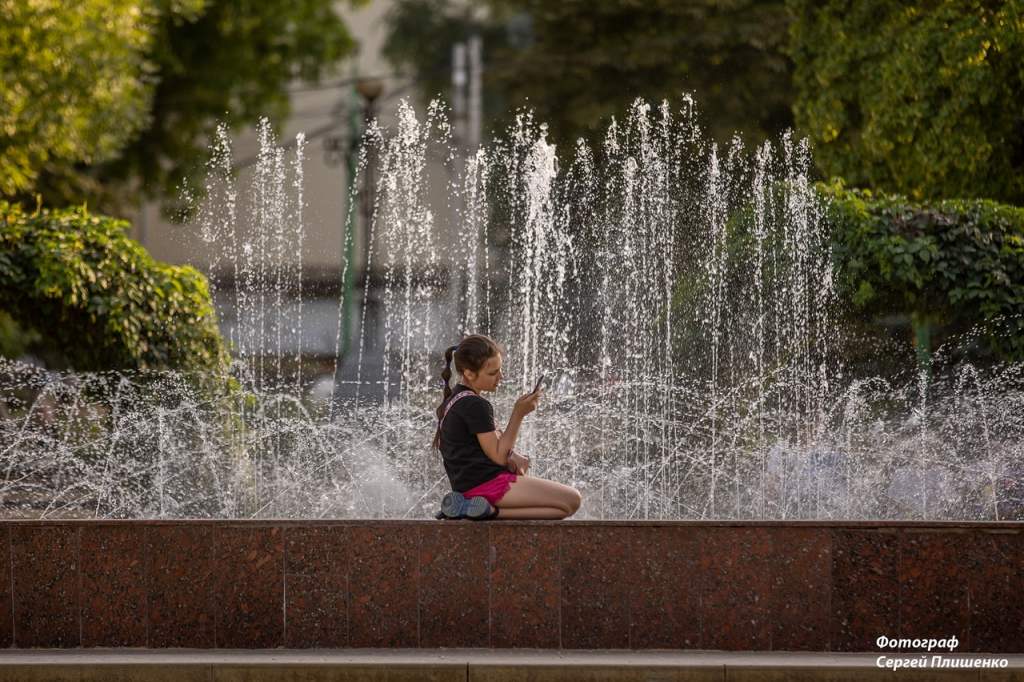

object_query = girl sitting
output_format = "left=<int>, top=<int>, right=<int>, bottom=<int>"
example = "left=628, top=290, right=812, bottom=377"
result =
left=433, top=334, right=582, bottom=520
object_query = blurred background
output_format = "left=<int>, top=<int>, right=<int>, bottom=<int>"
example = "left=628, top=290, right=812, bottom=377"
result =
left=2, top=0, right=1022, bottom=387
left=2, top=0, right=1023, bottom=521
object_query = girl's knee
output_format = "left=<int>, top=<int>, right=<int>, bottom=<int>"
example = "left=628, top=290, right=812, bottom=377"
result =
left=561, top=487, right=582, bottom=515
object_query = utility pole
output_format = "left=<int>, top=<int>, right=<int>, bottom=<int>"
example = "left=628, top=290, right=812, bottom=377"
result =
left=452, top=43, right=468, bottom=156
left=466, top=36, right=483, bottom=334
left=468, top=35, right=482, bottom=155
left=355, top=78, right=383, bottom=277
left=453, top=37, right=484, bottom=330
left=451, top=41, right=469, bottom=330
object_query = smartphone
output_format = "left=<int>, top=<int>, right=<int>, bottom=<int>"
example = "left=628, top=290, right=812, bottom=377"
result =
left=532, top=374, right=547, bottom=393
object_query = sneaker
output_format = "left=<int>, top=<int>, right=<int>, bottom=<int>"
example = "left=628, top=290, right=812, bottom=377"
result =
left=439, top=491, right=496, bottom=520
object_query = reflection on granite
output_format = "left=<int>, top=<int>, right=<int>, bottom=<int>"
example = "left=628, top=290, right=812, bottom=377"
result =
left=285, top=525, right=350, bottom=648
left=969, top=530, right=1024, bottom=652
left=770, top=527, right=831, bottom=651
left=561, top=526, right=631, bottom=649
left=701, top=526, right=773, bottom=650
left=12, top=524, right=79, bottom=647
left=490, top=525, right=560, bottom=648
left=348, top=525, right=418, bottom=647
left=80, top=525, right=147, bottom=647
left=900, top=530, right=970, bottom=651
left=215, top=525, right=284, bottom=648
left=629, top=525, right=701, bottom=649
left=147, top=524, right=216, bottom=648
left=419, top=524, right=489, bottom=648
left=0, top=520, right=1018, bottom=652
left=830, top=529, right=899, bottom=652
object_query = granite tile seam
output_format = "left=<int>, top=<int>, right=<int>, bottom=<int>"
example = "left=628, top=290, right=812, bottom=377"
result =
left=281, top=524, right=287, bottom=649
left=6, top=525, right=12, bottom=647
left=145, top=525, right=151, bottom=649
left=76, top=526, right=82, bottom=648
left=417, top=524, right=422, bottom=648
left=626, top=522, right=632, bottom=651
left=897, top=526, right=903, bottom=655
left=697, top=527, right=705, bottom=651
left=794, top=522, right=835, bottom=651
left=346, top=526, right=352, bottom=649
left=557, top=522, right=562, bottom=650
left=212, top=523, right=219, bottom=650
left=826, top=527, right=834, bottom=652
left=486, top=525, right=492, bottom=650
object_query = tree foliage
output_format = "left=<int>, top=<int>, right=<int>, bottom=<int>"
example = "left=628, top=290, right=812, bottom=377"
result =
left=0, top=202, right=228, bottom=372
left=3, top=0, right=358, bottom=216
left=383, top=0, right=794, bottom=151
left=824, top=182, right=1024, bottom=360
left=0, top=0, right=180, bottom=197
left=82, top=0, right=359, bottom=216
left=789, top=0, right=1024, bottom=205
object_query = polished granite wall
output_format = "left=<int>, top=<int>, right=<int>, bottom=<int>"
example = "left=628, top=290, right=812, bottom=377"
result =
left=0, top=520, right=1020, bottom=652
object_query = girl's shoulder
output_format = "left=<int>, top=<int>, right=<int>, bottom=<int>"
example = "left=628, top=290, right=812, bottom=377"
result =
left=447, top=388, right=491, bottom=412
left=455, top=390, right=489, bottom=405
left=443, top=386, right=477, bottom=405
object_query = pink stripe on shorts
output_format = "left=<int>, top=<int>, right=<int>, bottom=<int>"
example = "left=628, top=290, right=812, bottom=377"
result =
left=462, top=471, right=517, bottom=506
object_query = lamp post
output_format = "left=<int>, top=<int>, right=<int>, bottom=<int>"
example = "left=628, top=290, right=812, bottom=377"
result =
left=355, top=78, right=383, bottom=282
left=328, top=78, right=386, bottom=413
left=325, top=78, right=384, bottom=363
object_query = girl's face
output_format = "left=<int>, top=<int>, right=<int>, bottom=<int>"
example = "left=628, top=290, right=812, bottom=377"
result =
left=464, top=353, right=503, bottom=393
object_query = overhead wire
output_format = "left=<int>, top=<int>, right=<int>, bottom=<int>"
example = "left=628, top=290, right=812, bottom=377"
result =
left=284, top=72, right=413, bottom=93
left=230, top=81, right=417, bottom=171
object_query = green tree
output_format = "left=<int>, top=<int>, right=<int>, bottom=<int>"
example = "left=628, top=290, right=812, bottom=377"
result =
left=0, top=0, right=190, bottom=197
left=788, top=0, right=1024, bottom=205
left=4, top=0, right=359, bottom=217
left=83, top=0, right=359, bottom=217
left=383, top=0, right=794, bottom=150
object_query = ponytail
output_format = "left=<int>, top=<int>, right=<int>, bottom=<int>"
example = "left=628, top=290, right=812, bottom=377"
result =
left=432, top=344, right=459, bottom=450
left=432, top=335, right=504, bottom=452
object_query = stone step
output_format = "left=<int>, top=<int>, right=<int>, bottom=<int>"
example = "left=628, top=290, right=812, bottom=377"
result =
left=0, top=650, right=1021, bottom=682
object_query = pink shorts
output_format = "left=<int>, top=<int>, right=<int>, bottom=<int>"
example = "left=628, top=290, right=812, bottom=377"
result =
left=462, top=471, right=517, bottom=506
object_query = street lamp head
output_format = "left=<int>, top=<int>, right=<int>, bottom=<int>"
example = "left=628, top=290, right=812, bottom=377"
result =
left=356, top=78, right=384, bottom=102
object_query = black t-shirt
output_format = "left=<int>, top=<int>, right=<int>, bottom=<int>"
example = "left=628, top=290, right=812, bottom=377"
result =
left=439, top=384, right=506, bottom=492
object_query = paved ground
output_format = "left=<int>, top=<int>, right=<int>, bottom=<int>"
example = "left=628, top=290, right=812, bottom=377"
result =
left=0, top=650, right=1022, bottom=681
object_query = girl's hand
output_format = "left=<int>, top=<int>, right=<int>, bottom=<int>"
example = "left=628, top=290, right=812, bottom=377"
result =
left=507, top=451, right=530, bottom=475
left=513, top=388, right=542, bottom=417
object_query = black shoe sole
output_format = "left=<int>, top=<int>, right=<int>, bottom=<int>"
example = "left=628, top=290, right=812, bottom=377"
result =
left=440, top=491, right=465, bottom=519
left=464, top=496, right=495, bottom=520
left=440, top=492, right=495, bottom=520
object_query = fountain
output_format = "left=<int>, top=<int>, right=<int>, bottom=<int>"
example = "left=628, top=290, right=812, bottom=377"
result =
left=0, top=96, right=1022, bottom=522
left=1, top=97, right=1022, bottom=660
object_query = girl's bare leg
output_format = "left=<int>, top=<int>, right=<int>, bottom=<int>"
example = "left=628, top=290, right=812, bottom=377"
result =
left=496, top=476, right=582, bottom=519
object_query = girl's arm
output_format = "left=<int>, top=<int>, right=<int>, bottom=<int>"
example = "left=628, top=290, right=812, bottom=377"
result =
left=475, top=389, right=541, bottom=466
left=489, top=428, right=530, bottom=474
left=476, top=414, right=523, bottom=466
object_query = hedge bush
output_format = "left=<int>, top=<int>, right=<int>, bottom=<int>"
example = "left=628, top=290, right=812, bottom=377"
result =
left=823, top=182, right=1024, bottom=361
left=0, top=201, right=228, bottom=373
